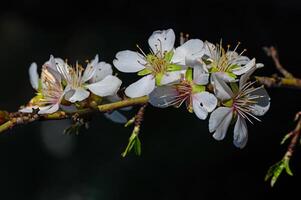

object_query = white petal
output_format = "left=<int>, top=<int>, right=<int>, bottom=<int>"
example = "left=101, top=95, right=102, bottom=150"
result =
left=125, top=75, right=155, bottom=98
left=160, top=71, right=182, bottom=85
left=29, top=63, right=39, bottom=90
left=90, top=62, right=113, bottom=83
left=55, top=58, right=71, bottom=81
left=66, top=88, right=90, bottom=103
left=197, top=92, right=217, bottom=112
left=19, top=106, right=39, bottom=113
left=203, top=41, right=216, bottom=57
left=212, top=109, right=233, bottom=141
left=250, top=87, right=270, bottom=116
left=38, top=104, right=60, bottom=114
left=232, top=58, right=256, bottom=75
left=148, top=29, right=175, bottom=54
left=82, top=55, right=98, bottom=82
left=172, top=39, right=204, bottom=65
left=193, top=66, right=209, bottom=85
left=214, top=72, right=236, bottom=82
left=233, top=116, right=248, bottom=148
left=149, top=85, right=179, bottom=108
left=113, top=50, right=146, bottom=72
left=192, top=99, right=208, bottom=120
left=86, top=75, right=122, bottom=97
left=256, top=63, right=264, bottom=68
left=230, top=55, right=250, bottom=66
left=43, top=55, right=62, bottom=82
left=239, top=66, right=257, bottom=89
left=211, top=74, right=233, bottom=101
left=209, top=107, right=232, bottom=133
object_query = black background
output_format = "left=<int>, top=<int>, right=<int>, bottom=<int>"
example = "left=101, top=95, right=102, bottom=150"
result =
left=0, top=0, right=301, bottom=199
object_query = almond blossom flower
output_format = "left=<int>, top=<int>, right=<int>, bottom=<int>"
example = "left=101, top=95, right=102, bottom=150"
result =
left=20, top=56, right=65, bottom=114
left=113, top=29, right=204, bottom=98
left=209, top=66, right=270, bottom=148
left=57, top=55, right=122, bottom=103
left=201, top=41, right=263, bottom=82
left=149, top=68, right=217, bottom=120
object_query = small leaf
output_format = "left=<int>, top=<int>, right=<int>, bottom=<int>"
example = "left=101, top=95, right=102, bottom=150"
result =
left=122, top=126, right=141, bottom=157
left=265, top=157, right=293, bottom=187
left=284, top=158, right=293, bottom=176
left=280, top=132, right=293, bottom=145
left=125, top=117, right=136, bottom=127
left=134, top=136, right=142, bottom=156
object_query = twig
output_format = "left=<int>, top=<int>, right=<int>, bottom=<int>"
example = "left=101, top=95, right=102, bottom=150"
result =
left=0, top=96, right=149, bottom=134
left=265, top=112, right=301, bottom=186
left=255, top=76, right=301, bottom=89
left=263, top=46, right=294, bottom=78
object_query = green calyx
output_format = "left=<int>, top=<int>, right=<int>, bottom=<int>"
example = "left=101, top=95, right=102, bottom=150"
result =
left=138, top=50, right=182, bottom=86
left=192, top=84, right=205, bottom=93
left=138, top=68, right=152, bottom=76
left=223, top=99, right=233, bottom=107
left=230, top=82, right=239, bottom=93
left=185, top=68, right=193, bottom=81
left=155, top=73, right=164, bottom=86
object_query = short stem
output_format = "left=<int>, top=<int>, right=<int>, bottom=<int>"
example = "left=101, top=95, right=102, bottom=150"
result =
left=0, top=121, right=13, bottom=133
left=255, top=76, right=301, bottom=89
left=98, top=96, right=149, bottom=112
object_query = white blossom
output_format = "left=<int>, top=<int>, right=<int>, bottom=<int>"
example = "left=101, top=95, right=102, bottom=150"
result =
left=149, top=68, right=217, bottom=120
left=209, top=66, right=270, bottom=148
left=57, top=55, right=122, bottom=103
left=202, top=41, right=263, bottom=82
left=20, top=56, right=65, bottom=114
left=113, top=29, right=205, bottom=98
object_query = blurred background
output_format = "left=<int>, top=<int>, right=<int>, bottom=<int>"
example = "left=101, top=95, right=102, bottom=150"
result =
left=1, top=0, right=301, bottom=199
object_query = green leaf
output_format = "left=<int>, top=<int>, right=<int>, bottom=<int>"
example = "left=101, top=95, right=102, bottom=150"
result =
left=265, top=157, right=293, bottom=187
left=138, top=68, right=152, bottom=76
left=122, top=126, right=141, bottom=157
left=167, top=64, right=182, bottom=71
left=284, top=158, right=293, bottom=176
left=281, top=133, right=293, bottom=145
left=125, top=117, right=135, bottom=127
left=134, top=136, right=142, bottom=156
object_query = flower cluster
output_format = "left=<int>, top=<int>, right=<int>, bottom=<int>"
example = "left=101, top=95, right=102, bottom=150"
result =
left=20, top=28, right=270, bottom=148
left=20, top=55, right=122, bottom=114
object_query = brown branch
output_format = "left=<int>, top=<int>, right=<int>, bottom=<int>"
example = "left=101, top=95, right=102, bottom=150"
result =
left=283, top=112, right=301, bottom=160
left=0, top=96, right=149, bottom=134
left=255, top=76, right=301, bottom=89
left=263, top=46, right=294, bottom=78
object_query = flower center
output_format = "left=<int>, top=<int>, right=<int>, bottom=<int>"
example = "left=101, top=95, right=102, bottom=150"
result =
left=146, top=54, right=168, bottom=75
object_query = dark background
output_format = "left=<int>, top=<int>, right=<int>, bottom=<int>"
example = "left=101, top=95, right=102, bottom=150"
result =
left=0, top=0, right=301, bottom=199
